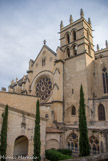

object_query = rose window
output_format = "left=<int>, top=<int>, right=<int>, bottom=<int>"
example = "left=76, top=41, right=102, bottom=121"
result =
left=36, top=77, right=52, bottom=101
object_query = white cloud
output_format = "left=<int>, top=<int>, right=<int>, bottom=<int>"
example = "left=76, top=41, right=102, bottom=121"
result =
left=0, top=0, right=108, bottom=90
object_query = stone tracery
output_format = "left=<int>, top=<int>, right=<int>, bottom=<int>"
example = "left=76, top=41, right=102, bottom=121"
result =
left=36, top=77, right=52, bottom=101
left=67, top=133, right=78, bottom=153
left=89, top=135, right=99, bottom=154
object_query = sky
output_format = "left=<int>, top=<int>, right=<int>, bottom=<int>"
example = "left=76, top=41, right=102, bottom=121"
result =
left=0, top=0, right=108, bottom=90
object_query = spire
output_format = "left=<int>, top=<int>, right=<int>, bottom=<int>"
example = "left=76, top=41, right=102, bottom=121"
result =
left=16, top=77, right=18, bottom=83
left=88, top=18, right=91, bottom=25
left=80, top=8, right=84, bottom=18
left=69, top=15, right=73, bottom=24
left=97, top=44, right=99, bottom=51
left=60, top=20, right=64, bottom=29
left=105, top=40, right=108, bottom=48
left=11, top=79, right=14, bottom=85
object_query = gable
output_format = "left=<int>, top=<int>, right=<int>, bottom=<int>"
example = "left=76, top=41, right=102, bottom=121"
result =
left=34, top=45, right=56, bottom=64
left=31, top=45, right=57, bottom=79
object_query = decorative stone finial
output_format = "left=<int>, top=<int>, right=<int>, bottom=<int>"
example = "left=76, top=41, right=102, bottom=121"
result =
left=11, top=79, right=14, bottom=85
left=105, top=40, right=108, bottom=48
left=97, top=44, right=99, bottom=51
left=23, top=75, right=26, bottom=82
left=80, top=8, right=84, bottom=18
left=43, top=40, right=47, bottom=45
left=16, top=77, right=18, bottom=83
left=88, top=18, right=91, bottom=25
left=60, top=20, right=64, bottom=29
left=69, top=15, right=73, bottom=24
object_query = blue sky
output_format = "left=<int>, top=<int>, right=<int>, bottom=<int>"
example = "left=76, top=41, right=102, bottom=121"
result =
left=0, top=0, right=108, bottom=90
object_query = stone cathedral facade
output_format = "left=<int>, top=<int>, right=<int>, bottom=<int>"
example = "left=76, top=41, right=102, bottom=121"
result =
left=0, top=9, right=108, bottom=159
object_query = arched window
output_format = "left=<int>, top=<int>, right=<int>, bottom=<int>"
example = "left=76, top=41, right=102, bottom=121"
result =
left=89, top=135, right=99, bottom=155
left=73, top=45, right=77, bottom=55
left=73, top=30, right=76, bottom=41
left=102, top=67, right=108, bottom=93
left=67, top=133, right=78, bottom=153
left=88, top=44, right=91, bottom=55
left=72, top=106, right=76, bottom=115
left=66, top=33, right=70, bottom=44
left=66, top=48, right=70, bottom=58
left=87, top=29, right=90, bottom=40
left=98, top=104, right=105, bottom=121
left=71, top=142, right=74, bottom=150
left=93, top=144, right=97, bottom=154
left=42, top=57, right=46, bottom=66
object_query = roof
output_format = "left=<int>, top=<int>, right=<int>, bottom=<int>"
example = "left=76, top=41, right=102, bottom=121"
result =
left=34, top=44, right=57, bottom=63
left=9, top=75, right=28, bottom=88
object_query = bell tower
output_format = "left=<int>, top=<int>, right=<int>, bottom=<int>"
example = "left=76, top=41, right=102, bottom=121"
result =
left=61, top=9, right=95, bottom=123
left=59, top=9, right=94, bottom=60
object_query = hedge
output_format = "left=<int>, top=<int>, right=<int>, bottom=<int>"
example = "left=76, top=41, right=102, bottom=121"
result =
left=57, top=149, right=72, bottom=156
left=45, top=149, right=72, bottom=161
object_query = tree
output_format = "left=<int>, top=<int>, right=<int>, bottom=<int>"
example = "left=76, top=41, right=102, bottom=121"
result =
left=0, top=105, right=8, bottom=161
left=33, top=100, right=41, bottom=161
left=79, top=85, right=90, bottom=156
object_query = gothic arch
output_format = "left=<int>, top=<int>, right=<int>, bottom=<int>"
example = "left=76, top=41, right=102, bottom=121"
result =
left=53, top=83, right=59, bottom=90
left=72, top=44, right=77, bottom=55
left=89, top=135, right=99, bottom=154
left=71, top=106, right=76, bottom=115
left=53, top=68, right=60, bottom=75
left=65, top=32, right=70, bottom=44
left=65, top=47, right=70, bottom=58
left=102, top=67, right=108, bottom=93
left=98, top=104, right=106, bottom=121
left=71, top=28, right=77, bottom=41
left=88, top=43, right=91, bottom=55
left=31, top=70, right=53, bottom=96
left=42, top=57, right=46, bottom=66
left=87, top=29, right=90, bottom=40
left=67, top=133, right=78, bottom=153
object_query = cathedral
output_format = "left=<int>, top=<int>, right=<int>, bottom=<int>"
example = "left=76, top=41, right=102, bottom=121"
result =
left=0, top=9, right=108, bottom=159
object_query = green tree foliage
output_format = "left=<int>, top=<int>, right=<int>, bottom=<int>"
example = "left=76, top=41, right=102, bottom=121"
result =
left=33, top=100, right=41, bottom=161
left=79, top=85, right=90, bottom=156
left=45, top=149, right=73, bottom=161
left=0, top=105, right=8, bottom=161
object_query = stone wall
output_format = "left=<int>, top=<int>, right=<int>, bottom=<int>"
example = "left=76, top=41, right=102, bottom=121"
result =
left=60, top=153, right=108, bottom=161
left=0, top=92, right=46, bottom=159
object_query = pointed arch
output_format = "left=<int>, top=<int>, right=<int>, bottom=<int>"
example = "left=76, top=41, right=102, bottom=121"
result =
left=98, top=104, right=105, bottom=121
left=42, top=57, right=46, bottom=66
left=71, top=106, right=76, bottom=115
left=73, top=44, right=77, bottom=55
left=67, top=133, right=78, bottom=153
left=88, top=43, right=91, bottom=55
left=87, top=29, right=90, bottom=40
left=71, top=28, right=77, bottom=41
left=73, top=30, right=76, bottom=41
left=102, top=67, right=108, bottom=93
left=53, top=68, right=60, bottom=75
left=65, top=32, right=70, bottom=44
left=89, top=135, right=99, bottom=154
left=66, top=47, right=70, bottom=58
left=53, top=83, right=59, bottom=90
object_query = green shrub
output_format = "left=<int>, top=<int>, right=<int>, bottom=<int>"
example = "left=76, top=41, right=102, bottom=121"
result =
left=57, top=149, right=72, bottom=156
left=45, top=149, right=72, bottom=161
